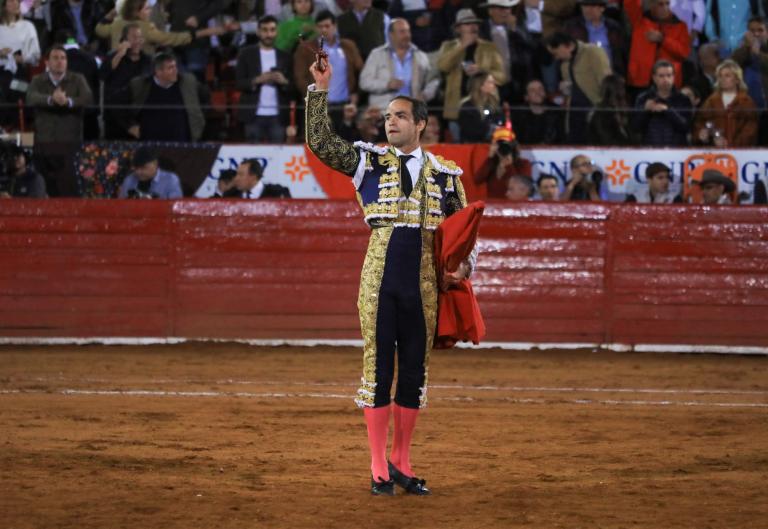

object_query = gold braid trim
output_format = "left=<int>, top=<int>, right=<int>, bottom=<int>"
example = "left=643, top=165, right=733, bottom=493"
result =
left=419, top=229, right=438, bottom=408
left=355, top=227, right=393, bottom=408
left=305, top=89, right=360, bottom=176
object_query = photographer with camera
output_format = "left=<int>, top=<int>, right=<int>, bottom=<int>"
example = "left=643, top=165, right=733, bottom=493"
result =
left=473, top=127, right=532, bottom=199
left=564, top=154, right=602, bottom=201
left=118, top=146, right=182, bottom=199
left=0, top=143, right=47, bottom=198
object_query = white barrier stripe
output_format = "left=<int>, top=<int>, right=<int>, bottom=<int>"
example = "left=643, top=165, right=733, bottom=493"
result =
left=1, top=337, right=767, bottom=355
left=12, top=376, right=768, bottom=397
left=1, top=388, right=766, bottom=408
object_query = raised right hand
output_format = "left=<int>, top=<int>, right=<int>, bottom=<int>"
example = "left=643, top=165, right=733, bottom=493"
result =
left=309, top=58, right=332, bottom=90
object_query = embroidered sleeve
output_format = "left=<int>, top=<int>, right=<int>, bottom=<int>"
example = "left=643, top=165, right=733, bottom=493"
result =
left=305, top=89, right=360, bottom=176
left=445, top=174, right=468, bottom=217
left=445, top=174, right=478, bottom=276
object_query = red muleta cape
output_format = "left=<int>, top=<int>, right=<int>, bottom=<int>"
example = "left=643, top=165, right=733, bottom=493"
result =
left=433, top=201, right=486, bottom=349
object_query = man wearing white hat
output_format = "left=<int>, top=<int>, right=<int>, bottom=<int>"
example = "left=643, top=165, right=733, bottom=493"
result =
left=479, top=0, right=536, bottom=102
left=436, top=8, right=506, bottom=139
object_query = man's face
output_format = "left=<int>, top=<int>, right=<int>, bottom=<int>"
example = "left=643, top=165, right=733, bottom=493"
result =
left=134, top=160, right=158, bottom=182
left=748, top=21, right=768, bottom=44
left=389, top=20, right=411, bottom=49
left=14, top=153, right=25, bottom=174
left=47, top=49, right=68, bottom=76
left=548, top=43, right=573, bottom=61
left=581, top=4, right=605, bottom=23
left=488, top=6, right=510, bottom=25
left=127, top=26, right=145, bottom=52
left=701, top=182, right=725, bottom=204
left=698, top=44, right=720, bottom=70
left=384, top=98, right=425, bottom=149
left=572, top=156, right=593, bottom=177
left=506, top=178, right=530, bottom=201
left=234, top=162, right=257, bottom=191
left=650, top=0, right=671, bottom=20
left=648, top=170, right=671, bottom=195
left=538, top=178, right=560, bottom=201
left=525, top=80, right=546, bottom=105
left=258, top=21, right=278, bottom=47
left=316, top=19, right=336, bottom=41
left=457, top=22, right=479, bottom=40
left=652, top=66, right=675, bottom=93
left=155, top=59, right=178, bottom=85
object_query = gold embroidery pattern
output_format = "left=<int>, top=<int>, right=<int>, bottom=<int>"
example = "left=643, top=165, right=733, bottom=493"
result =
left=305, top=90, right=360, bottom=175
left=419, top=229, right=438, bottom=408
left=355, top=226, right=393, bottom=408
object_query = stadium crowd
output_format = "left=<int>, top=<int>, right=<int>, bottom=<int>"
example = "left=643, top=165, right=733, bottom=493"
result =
left=0, top=0, right=767, bottom=201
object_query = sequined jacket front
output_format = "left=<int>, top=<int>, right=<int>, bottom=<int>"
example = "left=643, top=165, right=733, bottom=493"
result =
left=305, top=88, right=468, bottom=225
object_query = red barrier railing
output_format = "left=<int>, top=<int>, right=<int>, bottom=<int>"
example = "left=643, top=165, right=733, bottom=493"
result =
left=1, top=200, right=767, bottom=347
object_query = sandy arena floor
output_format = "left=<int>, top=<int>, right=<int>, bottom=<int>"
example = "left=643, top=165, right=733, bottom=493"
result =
left=1, top=343, right=766, bottom=529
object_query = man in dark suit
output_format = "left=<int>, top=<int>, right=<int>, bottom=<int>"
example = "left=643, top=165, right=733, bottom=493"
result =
left=214, top=158, right=291, bottom=198
left=235, top=15, right=295, bottom=142
left=53, top=29, right=100, bottom=139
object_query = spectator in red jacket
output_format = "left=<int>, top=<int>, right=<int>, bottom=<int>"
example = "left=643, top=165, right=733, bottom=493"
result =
left=625, top=0, right=690, bottom=101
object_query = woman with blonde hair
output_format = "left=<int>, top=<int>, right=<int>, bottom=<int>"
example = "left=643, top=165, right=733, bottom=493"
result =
left=96, top=0, right=226, bottom=55
left=693, top=59, right=759, bottom=147
left=457, top=71, right=503, bottom=143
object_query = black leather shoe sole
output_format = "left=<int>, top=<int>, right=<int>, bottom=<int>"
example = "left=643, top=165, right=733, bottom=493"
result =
left=388, top=461, right=431, bottom=495
left=370, top=476, right=395, bottom=496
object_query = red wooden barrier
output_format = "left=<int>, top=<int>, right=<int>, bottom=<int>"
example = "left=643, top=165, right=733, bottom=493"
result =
left=1, top=200, right=767, bottom=347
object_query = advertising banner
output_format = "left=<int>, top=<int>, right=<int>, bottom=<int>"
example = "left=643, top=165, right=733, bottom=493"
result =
left=193, top=144, right=768, bottom=202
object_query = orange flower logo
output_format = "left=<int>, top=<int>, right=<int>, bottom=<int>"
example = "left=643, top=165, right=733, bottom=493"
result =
left=284, top=155, right=310, bottom=182
left=604, top=159, right=632, bottom=187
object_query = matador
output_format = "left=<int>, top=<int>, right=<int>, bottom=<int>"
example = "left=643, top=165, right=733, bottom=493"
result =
left=305, top=57, right=474, bottom=496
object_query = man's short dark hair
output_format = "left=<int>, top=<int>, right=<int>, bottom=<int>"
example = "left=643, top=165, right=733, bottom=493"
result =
left=545, top=32, right=576, bottom=49
left=258, top=15, right=279, bottom=27
left=132, top=146, right=158, bottom=167
left=389, top=95, right=428, bottom=137
left=748, top=15, right=767, bottom=27
left=645, top=162, right=670, bottom=180
left=46, top=44, right=67, bottom=59
left=537, top=173, right=558, bottom=187
left=121, top=22, right=142, bottom=42
left=652, top=59, right=674, bottom=76
left=153, top=51, right=176, bottom=71
left=315, top=9, right=335, bottom=24
left=242, top=158, right=264, bottom=180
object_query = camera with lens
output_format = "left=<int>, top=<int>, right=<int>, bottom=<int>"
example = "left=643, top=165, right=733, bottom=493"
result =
left=586, top=169, right=603, bottom=188
left=496, top=140, right=515, bottom=157
left=126, top=179, right=158, bottom=199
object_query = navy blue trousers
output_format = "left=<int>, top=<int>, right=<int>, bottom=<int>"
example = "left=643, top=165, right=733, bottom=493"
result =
left=373, top=228, right=427, bottom=409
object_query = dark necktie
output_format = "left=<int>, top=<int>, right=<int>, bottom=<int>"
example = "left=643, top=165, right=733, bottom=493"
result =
left=399, top=155, right=413, bottom=197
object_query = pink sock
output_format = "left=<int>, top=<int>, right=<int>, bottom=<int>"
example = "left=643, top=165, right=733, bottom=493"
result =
left=364, top=405, right=391, bottom=482
left=390, top=403, right=403, bottom=469
left=390, top=403, right=419, bottom=477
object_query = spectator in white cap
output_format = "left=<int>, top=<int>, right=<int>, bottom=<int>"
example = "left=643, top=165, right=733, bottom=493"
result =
left=478, top=0, right=536, bottom=103
left=437, top=8, right=506, bottom=141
